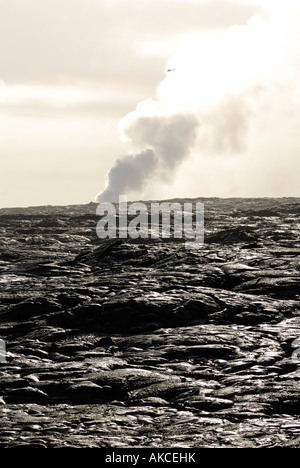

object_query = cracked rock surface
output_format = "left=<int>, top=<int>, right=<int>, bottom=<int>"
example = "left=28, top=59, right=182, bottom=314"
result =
left=0, top=198, right=299, bottom=448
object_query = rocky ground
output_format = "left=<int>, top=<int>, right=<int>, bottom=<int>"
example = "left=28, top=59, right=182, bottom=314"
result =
left=0, top=197, right=299, bottom=448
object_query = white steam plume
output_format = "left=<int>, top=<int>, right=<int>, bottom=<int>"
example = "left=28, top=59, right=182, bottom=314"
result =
left=96, top=149, right=156, bottom=203
left=96, top=106, right=200, bottom=202
left=96, top=0, right=300, bottom=201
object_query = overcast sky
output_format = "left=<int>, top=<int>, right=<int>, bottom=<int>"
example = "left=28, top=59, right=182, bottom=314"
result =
left=0, top=0, right=299, bottom=207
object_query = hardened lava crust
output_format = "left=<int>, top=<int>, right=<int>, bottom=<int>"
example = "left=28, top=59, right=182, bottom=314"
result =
left=0, top=198, right=299, bottom=448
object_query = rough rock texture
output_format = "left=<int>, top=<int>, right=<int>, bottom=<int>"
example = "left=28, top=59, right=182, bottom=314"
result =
left=0, top=198, right=299, bottom=448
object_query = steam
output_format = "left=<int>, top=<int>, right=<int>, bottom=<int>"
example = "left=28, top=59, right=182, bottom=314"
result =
left=96, top=149, right=156, bottom=203
left=199, top=95, right=251, bottom=156
left=96, top=107, right=200, bottom=202
left=96, top=0, right=300, bottom=201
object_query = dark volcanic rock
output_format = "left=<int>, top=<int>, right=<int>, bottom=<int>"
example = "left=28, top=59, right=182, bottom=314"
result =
left=4, top=388, right=50, bottom=405
left=1, top=297, right=61, bottom=321
left=206, top=227, right=259, bottom=244
left=0, top=198, right=299, bottom=448
left=57, top=381, right=124, bottom=404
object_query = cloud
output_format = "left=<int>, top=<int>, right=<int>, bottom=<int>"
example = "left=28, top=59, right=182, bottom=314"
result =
left=0, top=80, right=6, bottom=104
left=0, top=0, right=263, bottom=88
left=0, top=85, right=141, bottom=119
left=1, top=0, right=262, bottom=125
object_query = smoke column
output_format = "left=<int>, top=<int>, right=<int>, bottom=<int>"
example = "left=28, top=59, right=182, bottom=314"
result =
left=96, top=104, right=200, bottom=202
left=96, top=149, right=156, bottom=203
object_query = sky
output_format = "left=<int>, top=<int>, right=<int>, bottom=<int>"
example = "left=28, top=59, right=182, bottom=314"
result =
left=0, top=0, right=299, bottom=207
